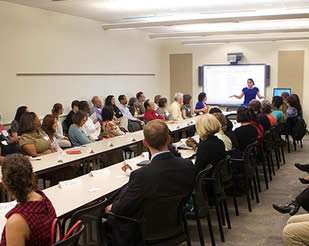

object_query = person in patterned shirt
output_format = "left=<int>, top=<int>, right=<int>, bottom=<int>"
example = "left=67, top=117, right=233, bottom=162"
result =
left=101, top=107, right=124, bottom=136
left=0, top=154, right=56, bottom=246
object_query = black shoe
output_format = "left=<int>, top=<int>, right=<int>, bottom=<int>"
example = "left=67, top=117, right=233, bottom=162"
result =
left=272, top=200, right=295, bottom=214
left=289, top=202, right=301, bottom=216
left=295, top=163, right=309, bottom=173
left=299, top=178, right=309, bottom=184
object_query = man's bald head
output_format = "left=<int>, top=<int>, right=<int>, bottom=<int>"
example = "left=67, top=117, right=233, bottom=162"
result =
left=92, top=96, right=102, bottom=108
left=143, top=120, right=169, bottom=151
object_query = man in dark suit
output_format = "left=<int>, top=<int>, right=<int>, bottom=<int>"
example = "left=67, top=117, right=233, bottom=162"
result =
left=105, top=119, right=195, bottom=245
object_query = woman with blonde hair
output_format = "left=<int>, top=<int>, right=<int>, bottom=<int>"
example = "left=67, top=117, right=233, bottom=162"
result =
left=187, top=114, right=225, bottom=175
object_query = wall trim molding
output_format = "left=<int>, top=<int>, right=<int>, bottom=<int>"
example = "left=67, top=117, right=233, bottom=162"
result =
left=16, top=73, right=156, bottom=77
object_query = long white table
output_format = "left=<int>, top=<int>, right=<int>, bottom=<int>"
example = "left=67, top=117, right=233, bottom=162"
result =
left=31, top=117, right=198, bottom=175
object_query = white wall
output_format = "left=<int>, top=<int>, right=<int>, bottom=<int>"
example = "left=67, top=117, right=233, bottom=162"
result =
left=160, top=40, right=309, bottom=123
left=0, top=2, right=161, bottom=124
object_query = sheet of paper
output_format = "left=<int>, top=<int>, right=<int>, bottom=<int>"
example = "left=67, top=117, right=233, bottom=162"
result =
left=0, top=201, right=17, bottom=212
left=58, top=177, right=82, bottom=189
left=90, top=169, right=111, bottom=177
left=90, top=112, right=97, bottom=122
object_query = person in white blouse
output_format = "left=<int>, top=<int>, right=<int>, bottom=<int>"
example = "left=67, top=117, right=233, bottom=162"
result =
left=79, top=101, right=101, bottom=141
left=52, top=103, right=71, bottom=148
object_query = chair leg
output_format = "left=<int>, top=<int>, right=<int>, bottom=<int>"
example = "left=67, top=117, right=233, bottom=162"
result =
left=206, top=214, right=216, bottom=246
left=270, top=153, right=275, bottom=176
left=281, top=145, right=286, bottom=164
left=293, top=139, right=297, bottom=151
left=215, top=203, right=225, bottom=242
left=301, top=140, right=303, bottom=148
left=266, top=155, right=272, bottom=181
left=233, top=195, right=239, bottom=216
left=261, top=159, right=269, bottom=190
left=246, top=188, right=252, bottom=212
left=223, top=200, right=231, bottom=229
left=286, top=135, right=290, bottom=153
left=249, top=182, right=254, bottom=200
left=255, top=166, right=261, bottom=192
left=252, top=177, right=260, bottom=203
left=275, top=148, right=280, bottom=169
left=183, top=214, right=192, bottom=246
left=192, top=196, right=205, bottom=246
left=219, top=202, right=226, bottom=226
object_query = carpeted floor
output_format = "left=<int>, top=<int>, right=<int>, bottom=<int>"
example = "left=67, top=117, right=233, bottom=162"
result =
left=186, top=136, right=309, bottom=246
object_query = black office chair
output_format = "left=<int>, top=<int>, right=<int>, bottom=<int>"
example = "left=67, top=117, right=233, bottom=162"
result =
left=231, top=142, right=259, bottom=212
left=189, top=164, right=215, bottom=246
left=205, top=157, right=232, bottom=243
left=53, top=224, right=85, bottom=246
left=64, top=199, right=110, bottom=246
left=104, top=195, right=192, bottom=246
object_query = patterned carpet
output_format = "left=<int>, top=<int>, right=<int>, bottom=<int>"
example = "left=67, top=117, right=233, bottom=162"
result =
left=186, top=136, right=309, bottom=246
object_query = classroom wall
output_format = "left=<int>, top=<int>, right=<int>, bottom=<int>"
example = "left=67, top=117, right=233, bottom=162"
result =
left=0, top=2, right=161, bottom=124
left=160, top=40, right=309, bottom=123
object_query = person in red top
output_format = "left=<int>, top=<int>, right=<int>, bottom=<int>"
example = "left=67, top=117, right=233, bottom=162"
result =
left=0, top=154, right=56, bottom=246
left=143, top=100, right=164, bottom=121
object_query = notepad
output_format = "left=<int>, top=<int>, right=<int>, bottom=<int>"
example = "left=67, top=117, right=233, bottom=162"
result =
left=58, top=178, right=82, bottom=188
left=90, top=169, right=111, bottom=177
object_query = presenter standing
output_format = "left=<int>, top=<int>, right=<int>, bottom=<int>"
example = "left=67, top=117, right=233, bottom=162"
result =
left=230, top=78, right=264, bottom=106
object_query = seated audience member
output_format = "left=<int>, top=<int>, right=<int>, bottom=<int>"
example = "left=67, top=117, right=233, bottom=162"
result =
left=0, top=154, right=56, bottom=245
left=291, top=94, right=303, bottom=118
left=234, top=106, right=259, bottom=152
left=154, top=95, right=161, bottom=111
left=282, top=214, right=309, bottom=246
left=143, top=100, right=164, bottom=121
left=136, top=91, right=146, bottom=114
left=19, top=112, right=53, bottom=156
left=261, top=100, right=277, bottom=126
left=194, top=92, right=209, bottom=115
left=157, top=97, right=174, bottom=121
left=91, top=96, right=104, bottom=124
left=0, top=113, right=20, bottom=156
left=181, top=94, right=194, bottom=119
left=249, top=106, right=264, bottom=146
left=273, top=186, right=309, bottom=216
left=11, top=106, right=28, bottom=139
left=280, top=92, right=289, bottom=120
left=271, top=96, right=284, bottom=123
left=68, top=111, right=92, bottom=146
left=249, top=99, right=271, bottom=131
left=51, top=103, right=71, bottom=148
left=212, top=113, right=232, bottom=151
left=79, top=101, right=101, bottom=141
left=106, top=120, right=195, bottom=245
left=41, top=114, right=62, bottom=153
left=105, top=95, right=129, bottom=131
left=169, top=92, right=184, bottom=121
left=287, top=94, right=301, bottom=119
left=118, top=95, right=143, bottom=132
left=101, top=107, right=124, bottom=136
left=187, top=114, right=225, bottom=175
left=128, top=97, right=143, bottom=119
left=63, top=100, right=80, bottom=131
left=209, top=108, right=238, bottom=149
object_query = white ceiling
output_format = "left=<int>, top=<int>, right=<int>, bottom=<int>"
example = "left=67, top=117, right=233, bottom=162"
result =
left=4, top=0, right=309, bottom=42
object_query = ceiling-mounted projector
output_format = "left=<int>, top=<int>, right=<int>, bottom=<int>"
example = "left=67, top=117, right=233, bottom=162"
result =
left=227, top=52, right=243, bottom=64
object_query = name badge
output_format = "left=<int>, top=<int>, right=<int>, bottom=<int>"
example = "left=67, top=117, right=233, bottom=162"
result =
left=1, top=141, right=8, bottom=146
left=43, top=135, right=49, bottom=141
left=155, top=113, right=158, bottom=116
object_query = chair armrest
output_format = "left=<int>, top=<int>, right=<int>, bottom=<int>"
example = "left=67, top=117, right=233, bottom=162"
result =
left=104, top=211, right=142, bottom=224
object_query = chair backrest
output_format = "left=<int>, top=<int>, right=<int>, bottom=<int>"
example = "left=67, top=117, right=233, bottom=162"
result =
left=67, top=199, right=109, bottom=230
left=141, top=193, right=190, bottom=242
left=53, top=224, right=85, bottom=246
left=242, top=141, right=257, bottom=174
left=209, top=157, right=231, bottom=195
left=193, top=165, right=213, bottom=217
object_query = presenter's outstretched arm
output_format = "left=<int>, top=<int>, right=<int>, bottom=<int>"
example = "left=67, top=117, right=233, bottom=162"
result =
left=256, top=91, right=265, bottom=99
left=230, top=91, right=244, bottom=99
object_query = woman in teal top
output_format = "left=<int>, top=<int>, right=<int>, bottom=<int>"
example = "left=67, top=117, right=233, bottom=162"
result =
left=271, top=96, right=284, bottom=123
left=68, top=111, right=92, bottom=146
